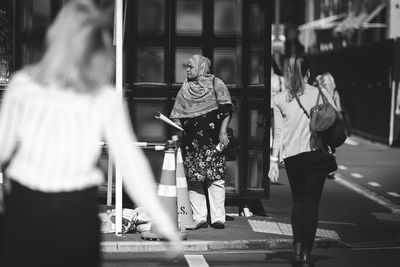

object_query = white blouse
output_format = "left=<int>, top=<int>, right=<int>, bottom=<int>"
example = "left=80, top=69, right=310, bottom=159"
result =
left=0, top=71, right=141, bottom=192
left=272, top=84, right=337, bottom=159
left=0, top=71, right=181, bottom=242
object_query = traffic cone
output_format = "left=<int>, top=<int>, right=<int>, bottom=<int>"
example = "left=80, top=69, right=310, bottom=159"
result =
left=176, top=148, right=196, bottom=230
left=141, top=148, right=187, bottom=240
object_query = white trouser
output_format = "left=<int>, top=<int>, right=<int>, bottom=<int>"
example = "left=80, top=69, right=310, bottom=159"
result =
left=188, top=179, right=226, bottom=224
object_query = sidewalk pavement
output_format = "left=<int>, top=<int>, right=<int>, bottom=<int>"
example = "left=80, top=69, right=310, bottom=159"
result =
left=101, top=214, right=346, bottom=253
left=100, top=164, right=346, bottom=253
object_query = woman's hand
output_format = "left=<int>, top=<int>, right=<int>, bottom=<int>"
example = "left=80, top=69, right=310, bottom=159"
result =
left=219, top=130, right=230, bottom=148
left=268, top=161, right=279, bottom=183
left=164, top=239, right=183, bottom=260
left=173, top=119, right=182, bottom=128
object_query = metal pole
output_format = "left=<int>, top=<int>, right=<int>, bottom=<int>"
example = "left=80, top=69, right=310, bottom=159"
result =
left=106, top=154, right=113, bottom=208
left=114, top=0, right=123, bottom=235
left=389, top=79, right=397, bottom=146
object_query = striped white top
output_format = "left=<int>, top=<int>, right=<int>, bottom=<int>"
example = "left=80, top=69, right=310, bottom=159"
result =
left=0, top=71, right=142, bottom=192
left=0, top=71, right=182, bottom=242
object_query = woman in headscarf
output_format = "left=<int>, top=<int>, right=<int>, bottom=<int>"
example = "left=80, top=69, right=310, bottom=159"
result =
left=170, top=55, right=233, bottom=229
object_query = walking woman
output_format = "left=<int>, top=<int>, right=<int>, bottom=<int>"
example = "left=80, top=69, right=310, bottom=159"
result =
left=269, top=55, right=337, bottom=264
left=170, top=55, right=233, bottom=229
left=0, top=1, right=181, bottom=266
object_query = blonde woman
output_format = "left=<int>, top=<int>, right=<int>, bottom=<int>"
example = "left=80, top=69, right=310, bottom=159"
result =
left=314, top=71, right=352, bottom=137
left=269, top=56, right=338, bottom=264
left=0, top=1, right=181, bottom=266
left=315, top=72, right=341, bottom=111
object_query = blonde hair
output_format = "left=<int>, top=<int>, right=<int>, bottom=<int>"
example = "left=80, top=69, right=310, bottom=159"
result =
left=285, top=55, right=310, bottom=101
left=316, top=72, right=336, bottom=97
left=30, top=0, right=113, bottom=93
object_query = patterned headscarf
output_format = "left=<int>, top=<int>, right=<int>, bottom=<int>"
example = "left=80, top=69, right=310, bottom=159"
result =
left=170, top=55, right=233, bottom=119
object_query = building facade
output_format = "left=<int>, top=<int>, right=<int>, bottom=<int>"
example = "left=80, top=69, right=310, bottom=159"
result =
left=0, top=0, right=272, bottom=198
left=300, top=0, right=390, bottom=53
left=299, top=0, right=400, bottom=146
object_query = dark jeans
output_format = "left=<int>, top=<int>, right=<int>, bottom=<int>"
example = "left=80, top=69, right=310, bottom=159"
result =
left=284, top=150, right=333, bottom=251
left=1, top=180, right=100, bottom=267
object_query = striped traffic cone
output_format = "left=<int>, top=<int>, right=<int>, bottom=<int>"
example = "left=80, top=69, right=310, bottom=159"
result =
left=176, top=148, right=196, bottom=230
left=141, top=148, right=187, bottom=240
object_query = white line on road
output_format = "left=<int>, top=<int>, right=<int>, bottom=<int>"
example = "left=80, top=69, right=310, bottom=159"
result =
left=319, top=220, right=357, bottom=226
left=185, top=255, right=209, bottom=267
left=344, top=138, right=359, bottom=146
left=338, top=165, right=348, bottom=170
left=351, top=246, right=400, bottom=251
left=247, top=220, right=340, bottom=240
left=201, top=250, right=273, bottom=255
left=387, top=192, right=400, bottom=198
left=351, top=173, right=363, bottom=178
left=367, top=182, right=381, bottom=187
left=334, top=174, right=400, bottom=214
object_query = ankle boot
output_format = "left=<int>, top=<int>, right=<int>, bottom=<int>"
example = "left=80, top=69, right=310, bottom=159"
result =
left=293, top=242, right=302, bottom=262
left=301, top=249, right=311, bottom=263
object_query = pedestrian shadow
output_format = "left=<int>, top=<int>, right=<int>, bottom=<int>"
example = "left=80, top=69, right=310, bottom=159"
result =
left=265, top=251, right=332, bottom=266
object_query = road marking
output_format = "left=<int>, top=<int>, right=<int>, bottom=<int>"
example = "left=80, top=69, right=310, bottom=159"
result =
left=345, top=138, right=359, bottom=146
left=351, top=246, right=400, bottom=251
left=334, top=173, right=400, bottom=214
left=367, top=182, right=381, bottom=187
left=202, top=250, right=273, bottom=255
left=338, top=165, right=348, bottom=170
left=387, top=192, right=400, bottom=197
left=319, top=220, right=357, bottom=226
left=184, top=255, right=209, bottom=267
left=316, top=228, right=340, bottom=240
left=247, top=220, right=340, bottom=240
left=351, top=173, right=363, bottom=178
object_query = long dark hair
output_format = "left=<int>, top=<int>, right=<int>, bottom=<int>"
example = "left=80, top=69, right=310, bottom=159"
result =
left=271, top=56, right=282, bottom=76
left=286, top=55, right=310, bottom=101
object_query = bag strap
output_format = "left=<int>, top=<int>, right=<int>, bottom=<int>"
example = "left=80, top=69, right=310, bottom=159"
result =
left=295, top=86, right=325, bottom=119
left=294, top=94, right=310, bottom=119
left=316, top=86, right=328, bottom=104
left=212, top=77, right=218, bottom=103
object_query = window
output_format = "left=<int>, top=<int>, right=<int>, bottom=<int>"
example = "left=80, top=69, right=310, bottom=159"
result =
left=249, top=3, right=265, bottom=35
left=131, top=99, right=168, bottom=142
left=20, top=0, right=51, bottom=31
left=247, top=102, right=265, bottom=190
left=214, top=0, right=242, bottom=35
left=137, top=0, right=165, bottom=34
left=136, top=47, right=165, bottom=83
left=176, top=0, right=203, bottom=35
left=21, top=43, right=43, bottom=66
left=213, top=48, right=240, bottom=85
left=250, top=45, right=264, bottom=84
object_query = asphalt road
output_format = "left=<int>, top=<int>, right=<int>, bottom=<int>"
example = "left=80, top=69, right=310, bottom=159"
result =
left=103, top=247, right=400, bottom=267
left=102, top=136, right=400, bottom=266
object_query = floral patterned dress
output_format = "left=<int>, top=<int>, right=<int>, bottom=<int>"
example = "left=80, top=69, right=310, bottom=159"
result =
left=181, top=105, right=233, bottom=182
